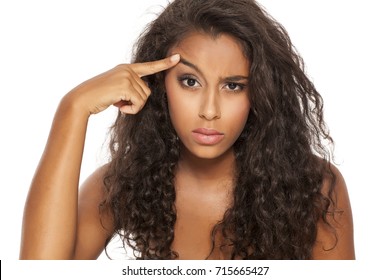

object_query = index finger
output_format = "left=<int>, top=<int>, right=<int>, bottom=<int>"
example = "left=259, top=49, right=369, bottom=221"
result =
left=131, top=54, right=181, bottom=77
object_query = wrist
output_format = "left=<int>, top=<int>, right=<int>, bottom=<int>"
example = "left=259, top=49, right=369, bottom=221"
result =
left=59, top=91, right=91, bottom=120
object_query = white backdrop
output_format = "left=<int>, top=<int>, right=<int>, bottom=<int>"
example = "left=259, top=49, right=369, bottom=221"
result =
left=1, top=0, right=389, bottom=268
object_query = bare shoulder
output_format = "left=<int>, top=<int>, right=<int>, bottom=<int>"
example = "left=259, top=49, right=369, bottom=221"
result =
left=73, top=164, right=115, bottom=259
left=311, top=163, right=355, bottom=259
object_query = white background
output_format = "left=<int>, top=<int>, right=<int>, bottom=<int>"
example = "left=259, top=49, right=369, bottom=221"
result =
left=1, top=0, right=389, bottom=277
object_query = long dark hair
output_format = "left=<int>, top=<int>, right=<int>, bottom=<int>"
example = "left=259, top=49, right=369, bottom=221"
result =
left=101, top=0, right=336, bottom=259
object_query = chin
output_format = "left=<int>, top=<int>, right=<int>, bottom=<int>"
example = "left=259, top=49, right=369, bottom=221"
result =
left=183, top=144, right=233, bottom=161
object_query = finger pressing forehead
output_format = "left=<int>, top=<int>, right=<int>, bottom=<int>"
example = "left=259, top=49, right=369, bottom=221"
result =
left=132, top=54, right=180, bottom=77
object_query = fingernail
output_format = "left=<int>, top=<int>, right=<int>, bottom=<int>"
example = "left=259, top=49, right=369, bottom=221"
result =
left=170, top=54, right=180, bottom=63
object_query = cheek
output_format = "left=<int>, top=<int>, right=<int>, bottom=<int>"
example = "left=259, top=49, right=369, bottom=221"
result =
left=225, top=98, right=251, bottom=130
left=166, top=94, right=186, bottom=120
left=165, top=78, right=189, bottom=128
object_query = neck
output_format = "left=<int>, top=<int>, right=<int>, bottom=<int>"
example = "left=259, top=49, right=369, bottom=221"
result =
left=177, top=147, right=236, bottom=186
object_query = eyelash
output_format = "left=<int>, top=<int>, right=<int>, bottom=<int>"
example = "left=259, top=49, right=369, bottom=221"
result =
left=225, top=82, right=246, bottom=93
left=177, top=75, right=246, bottom=93
left=178, top=75, right=200, bottom=89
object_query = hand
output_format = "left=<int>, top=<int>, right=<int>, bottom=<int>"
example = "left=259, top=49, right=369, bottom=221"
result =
left=66, top=54, right=180, bottom=115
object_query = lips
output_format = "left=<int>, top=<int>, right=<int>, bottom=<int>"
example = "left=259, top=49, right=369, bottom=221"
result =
left=191, top=128, right=225, bottom=145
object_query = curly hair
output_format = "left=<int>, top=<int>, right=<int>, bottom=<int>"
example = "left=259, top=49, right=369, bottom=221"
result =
left=101, top=0, right=336, bottom=259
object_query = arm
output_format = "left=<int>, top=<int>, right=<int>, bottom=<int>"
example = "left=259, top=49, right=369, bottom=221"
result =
left=73, top=165, right=114, bottom=259
left=19, top=55, right=180, bottom=259
left=19, top=97, right=89, bottom=259
left=311, top=165, right=355, bottom=259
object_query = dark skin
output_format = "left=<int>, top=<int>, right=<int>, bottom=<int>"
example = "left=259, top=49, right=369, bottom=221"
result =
left=172, top=149, right=235, bottom=259
left=19, top=55, right=181, bottom=259
left=20, top=32, right=355, bottom=260
left=166, top=33, right=250, bottom=259
left=58, top=160, right=354, bottom=260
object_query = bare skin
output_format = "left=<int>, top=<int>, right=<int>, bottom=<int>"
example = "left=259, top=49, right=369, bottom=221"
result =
left=19, top=55, right=181, bottom=259
left=166, top=32, right=250, bottom=259
left=311, top=165, right=355, bottom=259
left=20, top=33, right=355, bottom=260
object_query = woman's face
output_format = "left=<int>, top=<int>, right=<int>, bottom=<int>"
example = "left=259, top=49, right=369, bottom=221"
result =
left=165, top=32, right=251, bottom=160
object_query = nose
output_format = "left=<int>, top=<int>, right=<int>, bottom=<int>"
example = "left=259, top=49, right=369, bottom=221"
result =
left=198, top=88, right=221, bottom=120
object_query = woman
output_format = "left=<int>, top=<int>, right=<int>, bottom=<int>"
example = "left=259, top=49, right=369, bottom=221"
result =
left=20, top=0, right=354, bottom=259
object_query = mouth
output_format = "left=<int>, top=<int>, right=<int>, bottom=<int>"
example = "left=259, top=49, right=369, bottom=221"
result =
left=191, top=128, right=225, bottom=145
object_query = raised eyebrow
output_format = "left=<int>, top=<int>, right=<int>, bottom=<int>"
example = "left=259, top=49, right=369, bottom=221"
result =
left=179, top=58, right=202, bottom=74
left=179, top=57, right=248, bottom=81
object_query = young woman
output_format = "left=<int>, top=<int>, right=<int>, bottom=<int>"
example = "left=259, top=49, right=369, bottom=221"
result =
left=20, top=0, right=355, bottom=260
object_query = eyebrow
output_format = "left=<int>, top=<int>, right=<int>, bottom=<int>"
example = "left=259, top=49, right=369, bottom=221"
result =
left=180, top=58, right=203, bottom=74
left=179, top=57, right=249, bottom=81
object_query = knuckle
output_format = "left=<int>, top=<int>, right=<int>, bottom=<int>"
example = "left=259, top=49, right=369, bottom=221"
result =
left=144, top=86, right=152, bottom=96
left=119, top=77, right=131, bottom=91
left=116, top=63, right=130, bottom=72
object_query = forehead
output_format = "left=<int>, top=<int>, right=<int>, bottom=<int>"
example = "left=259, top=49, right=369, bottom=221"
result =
left=169, top=32, right=249, bottom=75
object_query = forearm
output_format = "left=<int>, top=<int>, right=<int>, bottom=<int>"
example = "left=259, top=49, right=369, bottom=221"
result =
left=20, top=95, right=89, bottom=259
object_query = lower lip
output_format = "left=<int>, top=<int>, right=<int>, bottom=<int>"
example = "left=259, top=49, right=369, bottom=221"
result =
left=191, top=132, right=225, bottom=145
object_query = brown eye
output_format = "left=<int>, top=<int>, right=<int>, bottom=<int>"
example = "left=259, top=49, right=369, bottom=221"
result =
left=186, top=79, right=197, bottom=87
left=178, top=75, right=201, bottom=88
left=224, top=82, right=245, bottom=92
left=228, top=83, right=238, bottom=90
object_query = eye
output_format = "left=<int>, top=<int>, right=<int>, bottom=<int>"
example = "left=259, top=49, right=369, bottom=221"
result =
left=184, top=78, right=198, bottom=87
left=224, top=82, right=246, bottom=93
left=178, top=75, right=201, bottom=89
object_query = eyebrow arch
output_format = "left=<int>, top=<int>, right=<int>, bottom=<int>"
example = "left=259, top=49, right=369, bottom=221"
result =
left=179, top=57, right=249, bottom=81
left=179, top=58, right=202, bottom=74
